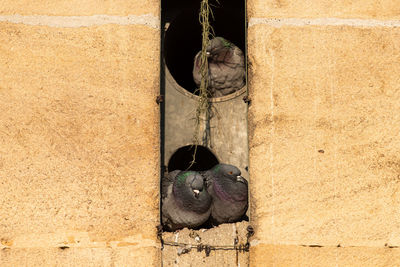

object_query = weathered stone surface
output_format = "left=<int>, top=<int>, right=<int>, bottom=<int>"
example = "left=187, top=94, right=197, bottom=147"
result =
left=1, top=0, right=399, bottom=265
left=0, top=246, right=160, bottom=267
left=248, top=0, right=400, bottom=19
left=248, top=24, right=400, bottom=251
left=251, top=244, right=400, bottom=267
left=0, top=0, right=159, bottom=16
left=0, top=21, right=160, bottom=264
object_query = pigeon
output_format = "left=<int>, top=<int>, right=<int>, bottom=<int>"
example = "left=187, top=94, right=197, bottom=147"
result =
left=202, top=164, right=248, bottom=225
left=162, top=170, right=212, bottom=231
left=193, top=37, right=245, bottom=97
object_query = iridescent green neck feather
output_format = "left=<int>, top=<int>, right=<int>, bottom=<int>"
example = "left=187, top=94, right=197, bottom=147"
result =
left=176, top=171, right=193, bottom=185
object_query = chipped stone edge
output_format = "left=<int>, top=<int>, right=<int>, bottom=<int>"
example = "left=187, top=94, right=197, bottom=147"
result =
left=248, top=17, right=400, bottom=28
left=0, top=14, right=159, bottom=29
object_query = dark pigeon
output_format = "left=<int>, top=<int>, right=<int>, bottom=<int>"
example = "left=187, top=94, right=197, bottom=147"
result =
left=162, top=170, right=212, bottom=231
left=193, top=37, right=245, bottom=97
left=202, top=164, right=248, bottom=225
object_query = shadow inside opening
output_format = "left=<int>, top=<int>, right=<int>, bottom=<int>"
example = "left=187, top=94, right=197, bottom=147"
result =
left=163, top=0, right=246, bottom=95
left=168, top=145, right=219, bottom=172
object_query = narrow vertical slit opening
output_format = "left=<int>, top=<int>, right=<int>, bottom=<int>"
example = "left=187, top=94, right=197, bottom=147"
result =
left=160, top=1, right=250, bottom=263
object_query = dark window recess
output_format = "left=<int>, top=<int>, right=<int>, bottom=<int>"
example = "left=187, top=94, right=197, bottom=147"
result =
left=163, top=0, right=246, bottom=95
left=168, top=145, right=219, bottom=172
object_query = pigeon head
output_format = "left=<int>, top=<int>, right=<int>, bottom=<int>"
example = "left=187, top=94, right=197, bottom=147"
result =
left=206, top=37, right=234, bottom=63
left=174, top=171, right=211, bottom=212
left=175, top=171, right=199, bottom=192
left=211, top=164, right=247, bottom=185
left=209, top=164, right=248, bottom=203
left=186, top=171, right=205, bottom=198
left=207, top=37, right=232, bottom=52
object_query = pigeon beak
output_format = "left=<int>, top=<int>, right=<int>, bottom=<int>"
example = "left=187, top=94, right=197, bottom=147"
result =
left=236, top=176, right=246, bottom=183
left=193, top=189, right=200, bottom=198
left=206, top=51, right=211, bottom=57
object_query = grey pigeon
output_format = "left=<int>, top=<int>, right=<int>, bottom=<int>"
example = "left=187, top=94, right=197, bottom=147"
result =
left=193, top=37, right=245, bottom=97
left=202, top=164, right=248, bottom=224
left=162, top=170, right=212, bottom=231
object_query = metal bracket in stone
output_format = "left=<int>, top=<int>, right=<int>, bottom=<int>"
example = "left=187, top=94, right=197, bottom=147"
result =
left=156, top=95, right=164, bottom=104
left=243, top=95, right=251, bottom=105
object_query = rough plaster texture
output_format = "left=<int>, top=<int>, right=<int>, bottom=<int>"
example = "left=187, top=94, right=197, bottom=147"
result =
left=0, top=0, right=159, bottom=16
left=248, top=0, right=400, bottom=19
left=248, top=21, right=400, bottom=266
left=0, top=18, right=160, bottom=266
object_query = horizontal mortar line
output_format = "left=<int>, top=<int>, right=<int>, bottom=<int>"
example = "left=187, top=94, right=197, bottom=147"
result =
left=249, top=17, right=400, bottom=28
left=0, top=14, right=159, bottom=29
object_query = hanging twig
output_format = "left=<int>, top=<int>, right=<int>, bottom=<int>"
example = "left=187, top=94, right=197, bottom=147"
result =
left=188, top=0, right=216, bottom=170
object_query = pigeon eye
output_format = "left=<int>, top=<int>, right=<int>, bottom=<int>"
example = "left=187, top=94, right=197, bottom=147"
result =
left=228, top=171, right=233, bottom=175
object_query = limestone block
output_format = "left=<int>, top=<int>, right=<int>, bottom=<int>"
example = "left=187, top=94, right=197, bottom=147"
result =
left=0, top=21, right=160, bottom=249
left=0, top=247, right=159, bottom=266
left=248, top=0, right=400, bottom=19
left=248, top=24, right=400, bottom=248
left=251, top=244, right=400, bottom=267
left=0, top=0, right=159, bottom=16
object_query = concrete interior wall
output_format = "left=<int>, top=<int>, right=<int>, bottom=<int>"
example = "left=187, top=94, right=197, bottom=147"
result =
left=0, top=1, right=161, bottom=266
left=247, top=0, right=400, bottom=266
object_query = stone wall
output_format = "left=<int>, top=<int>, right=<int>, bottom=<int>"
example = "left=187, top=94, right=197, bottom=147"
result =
left=1, top=0, right=400, bottom=266
left=0, top=1, right=160, bottom=266
left=247, top=0, right=400, bottom=265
